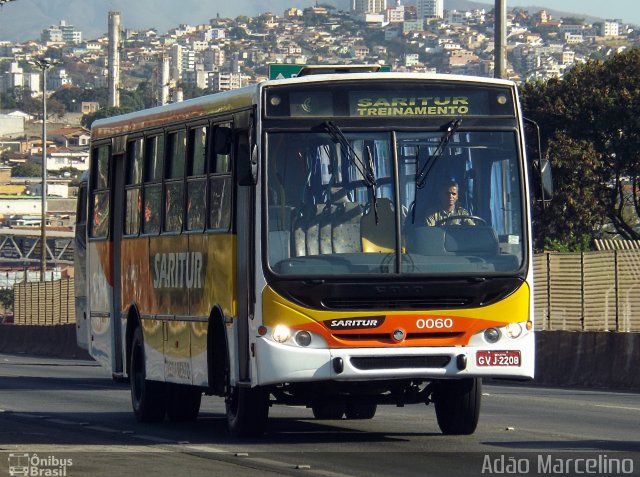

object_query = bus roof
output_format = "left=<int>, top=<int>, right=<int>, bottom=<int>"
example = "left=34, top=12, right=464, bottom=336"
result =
left=91, top=72, right=516, bottom=140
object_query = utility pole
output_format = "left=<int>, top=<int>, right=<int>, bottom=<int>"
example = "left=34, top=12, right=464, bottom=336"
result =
left=31, top=57, right=58, bottom=281
left=494, top=0, right=507, bottom=79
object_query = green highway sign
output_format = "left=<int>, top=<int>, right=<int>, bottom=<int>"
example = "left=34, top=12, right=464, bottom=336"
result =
left=268, top=64, right=308, bottom=80
left=268, top=64, right=391, bottom=80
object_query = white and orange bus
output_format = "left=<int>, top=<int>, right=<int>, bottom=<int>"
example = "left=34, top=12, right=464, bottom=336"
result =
left=76, top=68, right=551, bottom=437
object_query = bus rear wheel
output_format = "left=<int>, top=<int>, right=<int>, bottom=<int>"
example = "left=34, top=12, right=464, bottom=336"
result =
left=130, top=326, right=166, bottom=422
left=166, top=384, right=202, bottom=422
left=434, top=378, right=481, bottom=435
left=312, top=402, right=346, bottom=420
left=345, top=402, right=377, bottom=420
left=226, top=385, right=270, bottom=437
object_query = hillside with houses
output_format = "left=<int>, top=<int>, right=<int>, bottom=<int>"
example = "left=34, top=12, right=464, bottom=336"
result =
left=0, top=3, right=638, bottom=232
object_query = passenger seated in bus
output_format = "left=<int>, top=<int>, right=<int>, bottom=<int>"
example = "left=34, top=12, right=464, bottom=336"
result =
left=425, top=180, right=474, bottom=226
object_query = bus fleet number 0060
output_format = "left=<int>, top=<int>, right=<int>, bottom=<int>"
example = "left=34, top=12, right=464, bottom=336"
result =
left=416, top=318, right=454, bottom=329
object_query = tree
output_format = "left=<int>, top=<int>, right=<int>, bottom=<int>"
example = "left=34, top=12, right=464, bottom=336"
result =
left=176, top=83, right=206, bottom=100
left=135, top=82, right=156, bottom=109
left=0, top=88, right=22, bottom=110
left=120, top=89, right=146, bottom=111
left=0, top=288, right=13, bottom=318
left=82, top=87, right=109, bottom=107
left=47, top=98, right=67, bottom=119
left=521, top=49, right=640, bottom=248
left=12, top=162, right=41, bottom=177
left=81, top=106, right=133, bottom=129
left=51, top=86, right=84, bottom=111
left=535, top=134, right=607, bottom=251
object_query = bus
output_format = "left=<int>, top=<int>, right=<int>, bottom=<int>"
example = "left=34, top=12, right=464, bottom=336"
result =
left=76, top=68, right=551, bottom=437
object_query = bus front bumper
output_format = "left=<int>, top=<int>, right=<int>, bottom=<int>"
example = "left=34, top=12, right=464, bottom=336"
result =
left=254, top=332, right=534, bottom=386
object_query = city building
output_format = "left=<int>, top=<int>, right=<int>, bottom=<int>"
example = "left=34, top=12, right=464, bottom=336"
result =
left=40, top=20, right=82, bottom=45
left=602, top=20, right=620, bottom=37
left=416, top=0, right=443, bottom=20
left=353, top=0, right=388, bottom=15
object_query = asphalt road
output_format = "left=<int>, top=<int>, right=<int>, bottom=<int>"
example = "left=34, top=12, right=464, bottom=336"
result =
left=0, top=354, right=638, bottom=477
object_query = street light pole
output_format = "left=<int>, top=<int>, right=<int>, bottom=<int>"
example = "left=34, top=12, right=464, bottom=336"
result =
left=494, top=0, right=507, bottom=79
left=32, top=57, right=57, bottom=282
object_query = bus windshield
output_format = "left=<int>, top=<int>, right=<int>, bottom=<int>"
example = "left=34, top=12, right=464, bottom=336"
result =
left=265, top=128, right=524, bottom=277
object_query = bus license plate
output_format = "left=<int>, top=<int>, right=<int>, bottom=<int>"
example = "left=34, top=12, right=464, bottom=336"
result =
left=476, top=350, right=521, bottom=367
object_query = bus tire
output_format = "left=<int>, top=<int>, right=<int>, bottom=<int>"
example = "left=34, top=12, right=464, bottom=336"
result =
left=345, top=402, right=377, bottom=420
left=166, top=384, right=202, bottom=422
left=226, top=385, right=270, bottom=437
left=434, top=378, right=481, bottom=435
left=130, top=326, right=166, bottom=422
left=312, top=402, right=346, bottom=420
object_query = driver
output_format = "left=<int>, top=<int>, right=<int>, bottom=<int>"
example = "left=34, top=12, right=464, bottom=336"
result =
left=425, top=180, right=474, bottom=226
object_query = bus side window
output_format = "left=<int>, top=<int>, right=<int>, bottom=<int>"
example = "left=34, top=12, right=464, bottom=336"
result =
left=142, top=134, right=163, bottom=234
left=125, top=138, right=143, bottom=236
left=186, top=126, right=207, bottom=231
left=208, top=124, right=232, bottom=231
left=90, top=145, right=110, bottom=239
left=164, top=129, right=186, bottom=233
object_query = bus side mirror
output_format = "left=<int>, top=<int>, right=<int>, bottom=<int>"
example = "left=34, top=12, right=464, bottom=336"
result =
left=237, top=141, right=258, bottom=186
left=214, top=126, right=231, bottom=155
left=524, top=118, right=553, bottom=205
left=539, top=158, right=553, bottom=202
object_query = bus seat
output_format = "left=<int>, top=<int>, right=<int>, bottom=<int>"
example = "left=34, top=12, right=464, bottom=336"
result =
left=293, top=204, right=329, bottom=256
left=361, top=198, right=395, bottom=253
left=292, top=206, right=311, bottom=257
left=332, top=202, right=363, bottom=253
left=293, top=201, right=363, bottom=256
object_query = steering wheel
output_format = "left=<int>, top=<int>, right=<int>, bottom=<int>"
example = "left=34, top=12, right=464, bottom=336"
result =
left=434, top=215, right=487, bottom=226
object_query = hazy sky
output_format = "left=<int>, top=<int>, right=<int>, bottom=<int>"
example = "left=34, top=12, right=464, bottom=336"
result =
left=474, top=0, right=639, bottom=25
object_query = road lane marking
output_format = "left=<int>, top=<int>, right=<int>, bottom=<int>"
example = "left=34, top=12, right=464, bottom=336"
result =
left=594, top=404, right=640, bottom=411
left=47, top=418, right=81, bottom=425
left=182, top=444, right=227, bottom=453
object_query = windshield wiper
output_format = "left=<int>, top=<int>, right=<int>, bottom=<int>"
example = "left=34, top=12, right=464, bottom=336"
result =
left=322, top=121, right=379, bottom=223
left=322, top=121, right=376, bottom=188
left=415, top=118, right=462, bottom=189
left=365, top=144, right=379, bottom=224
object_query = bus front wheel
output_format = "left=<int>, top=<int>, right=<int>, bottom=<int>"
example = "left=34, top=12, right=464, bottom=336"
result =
left=225, top=385, right=270, bottom=437
left=130, top=326, right=166, bottom=422
left=434, top=378, right=481, bottom=435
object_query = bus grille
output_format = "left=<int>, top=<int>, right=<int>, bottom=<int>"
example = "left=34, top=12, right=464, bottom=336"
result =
left=332, top=332, right=465, bottom=342
left=350, top=355, right=451, bottom=370
left=322, top=298, right=472, bottom=310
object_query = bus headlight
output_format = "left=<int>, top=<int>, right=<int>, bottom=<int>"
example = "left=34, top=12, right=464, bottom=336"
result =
left=484, top=327, right=501, bottom=344
left=294, top=331, right=312, bottom=347
left=505, top=322, right=523, bottom=339
left=272, top=325, right=291, bottom=343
